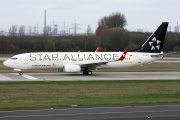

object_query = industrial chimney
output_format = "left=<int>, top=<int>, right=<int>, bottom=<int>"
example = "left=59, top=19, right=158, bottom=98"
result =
left=44, top=10, right=46, bottom=29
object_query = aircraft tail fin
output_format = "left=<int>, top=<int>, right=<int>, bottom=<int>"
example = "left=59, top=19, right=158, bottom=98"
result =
left=95, top=47, right=100, bottom=52
left=136, top=22, right=168, bottom=53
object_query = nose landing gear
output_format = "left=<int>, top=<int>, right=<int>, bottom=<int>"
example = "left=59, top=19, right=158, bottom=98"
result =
left=14, top=69, right=23, bottom=75
left=19, top=71, right=23, bottom=75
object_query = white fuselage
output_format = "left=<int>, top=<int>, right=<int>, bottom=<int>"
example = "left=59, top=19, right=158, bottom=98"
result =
left=3, top=52, right=163, bottom=71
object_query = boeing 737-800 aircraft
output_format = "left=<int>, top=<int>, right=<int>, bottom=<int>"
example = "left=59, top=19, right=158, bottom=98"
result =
left=3, top=22, right=168, bottom=75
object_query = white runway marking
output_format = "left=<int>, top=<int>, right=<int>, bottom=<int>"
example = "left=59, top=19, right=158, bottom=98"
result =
left=22, top=75, right=38, bottom=80
left=11, top=73, right=38, bottom=80
left=0, top=74, right=12, bottom=80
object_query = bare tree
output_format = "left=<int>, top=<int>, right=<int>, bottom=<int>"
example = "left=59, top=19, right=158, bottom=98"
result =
left=86, top=25, right=93, bottom=36
left=18, top=25, right=25, bottom=36
left=98, top=12, right=127, bottom=29
left=95, top=26, right=110, bottom=48
left=9, top=25, right=18, bottom=36
left=43, top=25, right=52, bottom=36
left=109, top=27, right=129, bottom=51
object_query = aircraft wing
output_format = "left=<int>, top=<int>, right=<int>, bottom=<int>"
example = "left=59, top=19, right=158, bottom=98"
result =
left=79, top=49, right=128, bottom=69
left=80, top=61, right=108, bottom=69
left=151, top=52, right=176, bottom=57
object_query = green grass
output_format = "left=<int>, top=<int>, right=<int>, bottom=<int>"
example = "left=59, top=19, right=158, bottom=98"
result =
left=1, top=80, right=180, bottom=108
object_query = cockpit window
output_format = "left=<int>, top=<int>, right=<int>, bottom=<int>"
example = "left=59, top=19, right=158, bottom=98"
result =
left=11, top=57, right=18, bottom=60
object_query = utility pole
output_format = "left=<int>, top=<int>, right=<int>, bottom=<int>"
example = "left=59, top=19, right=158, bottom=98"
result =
left=29, top=25, right=32, bottom=36
left=71, top=20, right=81, bottom=35
left=36, top=23, right=39, bottom=35
left=34, top=26, right=36, bottom=36
left=61, top=20, right=67, bottom=35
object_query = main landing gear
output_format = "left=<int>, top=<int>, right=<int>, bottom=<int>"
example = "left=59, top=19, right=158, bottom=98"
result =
left=83, top=69, right=92, bottom=75
left=19, top=71, right=23, bottom=75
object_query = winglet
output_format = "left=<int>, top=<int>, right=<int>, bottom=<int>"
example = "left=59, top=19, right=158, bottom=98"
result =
left=119, top=49, right=128, bottom=60
left=95, top=47, right=100, bottom=52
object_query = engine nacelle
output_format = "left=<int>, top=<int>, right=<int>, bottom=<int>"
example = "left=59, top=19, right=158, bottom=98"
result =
left=63, top=64, right=81, bottom=73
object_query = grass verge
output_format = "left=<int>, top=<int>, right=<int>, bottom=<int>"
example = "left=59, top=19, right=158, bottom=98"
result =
left=0, top=80, right=180, bottom=108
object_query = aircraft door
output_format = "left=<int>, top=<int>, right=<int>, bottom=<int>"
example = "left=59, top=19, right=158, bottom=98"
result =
left=138, top=54, right=142, bottom=63
left=23, top=55, right=28, bottom=64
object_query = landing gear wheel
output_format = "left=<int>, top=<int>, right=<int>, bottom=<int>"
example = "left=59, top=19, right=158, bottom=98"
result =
left=83, top=70, right=92, bottom=75
left=88, top=70, right=92, bottom=75
left=19, top=72, right=23, bottom=75
left=83, top=70, right=87, bottom=75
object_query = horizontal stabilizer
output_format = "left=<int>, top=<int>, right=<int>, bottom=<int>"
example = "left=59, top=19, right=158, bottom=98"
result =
left=95, top=47, right=100, bottom=52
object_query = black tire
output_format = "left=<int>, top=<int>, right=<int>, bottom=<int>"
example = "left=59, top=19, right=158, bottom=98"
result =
left=88, top=70, right=92, bottom=75
left=83, top=70, right=88, bottom=75
left=19, top=72, right=23, bottom=75
left=83, top=70, right=92, bottom=75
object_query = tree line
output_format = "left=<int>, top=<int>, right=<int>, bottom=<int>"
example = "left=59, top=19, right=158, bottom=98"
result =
left=0, top=31, right=180, bottom=54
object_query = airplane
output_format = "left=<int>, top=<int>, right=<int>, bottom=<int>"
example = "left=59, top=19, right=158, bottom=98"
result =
left=3, top=22, right=168, bottom=75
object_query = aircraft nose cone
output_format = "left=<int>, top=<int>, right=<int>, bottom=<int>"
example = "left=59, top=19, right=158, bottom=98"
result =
left=3, top=60, right=9, bottom=67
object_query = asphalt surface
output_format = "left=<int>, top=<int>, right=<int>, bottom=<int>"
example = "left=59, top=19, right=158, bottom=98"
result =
left=1, top=104, right=180, bottom=120
left=0, top=72, right=180, bottom=81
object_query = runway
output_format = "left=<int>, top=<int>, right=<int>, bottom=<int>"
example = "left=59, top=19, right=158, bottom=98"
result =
left=0, top=72, right=180, bottom=81
left=1, top=104, right=180, bottom=120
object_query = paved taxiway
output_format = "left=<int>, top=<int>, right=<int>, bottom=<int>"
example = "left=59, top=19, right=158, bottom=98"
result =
left=1, top=104, right=180, bottom=120
left=0, top=72, right=180, bottom=81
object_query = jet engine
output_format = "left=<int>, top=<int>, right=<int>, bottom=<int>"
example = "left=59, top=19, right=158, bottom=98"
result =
left=63, top=64, right=81, bottom=73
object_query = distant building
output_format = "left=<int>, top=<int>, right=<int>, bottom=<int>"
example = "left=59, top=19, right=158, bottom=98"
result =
left=174, top=26, right=179, bottom=33
left=167, top=26, right=171, bottom=32
left=0, top=30, right=8, bottom=36
left=137, top=29, right=143, bottom=32
left=174, top=21, right=179, bottom=33
left=52, top=24, right=58, bottom=35
left=0, top=30, right=4, bottom=35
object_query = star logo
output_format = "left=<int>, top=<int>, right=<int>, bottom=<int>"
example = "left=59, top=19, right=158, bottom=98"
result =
left=148, top=37, right=161, bottom=51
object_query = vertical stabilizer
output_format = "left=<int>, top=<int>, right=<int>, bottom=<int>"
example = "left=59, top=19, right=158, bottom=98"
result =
left=136, top=22, right=168, bottom=53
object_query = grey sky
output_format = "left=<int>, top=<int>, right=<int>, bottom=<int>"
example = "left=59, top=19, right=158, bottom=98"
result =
left=0, top=0, right=179, bottom=33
